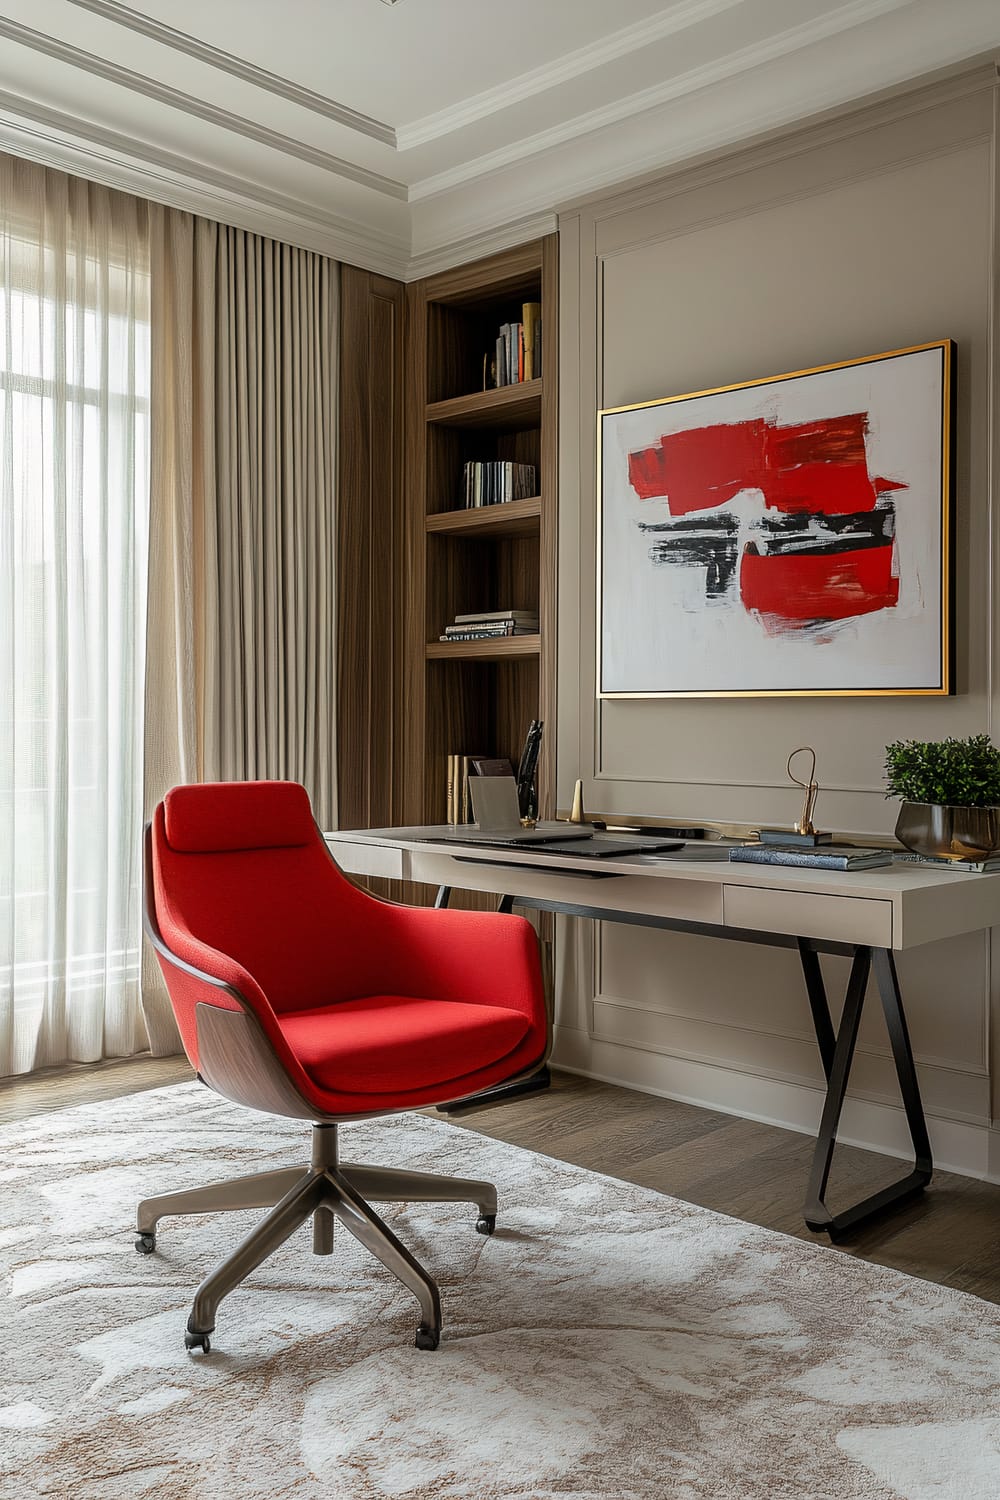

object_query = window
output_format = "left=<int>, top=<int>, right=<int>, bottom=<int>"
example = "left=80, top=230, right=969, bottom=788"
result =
left=0, top=176, right=150, bottom=1074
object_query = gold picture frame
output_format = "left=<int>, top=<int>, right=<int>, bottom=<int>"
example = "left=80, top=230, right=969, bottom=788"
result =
left=597, top=339, right=954, bottom=699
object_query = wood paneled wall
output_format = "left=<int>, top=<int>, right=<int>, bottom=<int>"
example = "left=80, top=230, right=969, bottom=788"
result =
left=336, top=266, right=407, bottom=830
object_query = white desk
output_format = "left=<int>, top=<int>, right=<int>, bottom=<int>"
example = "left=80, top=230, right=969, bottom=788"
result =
left=326, top=825, right=1000, bottom=1239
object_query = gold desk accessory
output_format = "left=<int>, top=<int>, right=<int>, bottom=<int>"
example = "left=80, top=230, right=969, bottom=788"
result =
left=758, top=746, right=832, bottom=847
left=568, top=779, right=586, bottom=824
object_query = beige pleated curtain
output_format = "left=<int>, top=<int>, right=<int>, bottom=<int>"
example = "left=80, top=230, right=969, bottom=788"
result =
left=143, top=209, right=338, bottom=1052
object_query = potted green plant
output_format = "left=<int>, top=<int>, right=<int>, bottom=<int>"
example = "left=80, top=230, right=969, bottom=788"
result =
left=884, top=734, right=1000, bottom=860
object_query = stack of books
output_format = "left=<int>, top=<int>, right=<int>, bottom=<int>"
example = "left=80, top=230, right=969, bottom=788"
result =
left=462, top=461, right=537, bottom=507
left=440, top=608, right=539, bottom=643
left=485, top=301, right=541, bottom=387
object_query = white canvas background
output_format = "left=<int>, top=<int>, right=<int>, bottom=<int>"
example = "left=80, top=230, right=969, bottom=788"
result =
left=599, top=345, right=946, bottom=695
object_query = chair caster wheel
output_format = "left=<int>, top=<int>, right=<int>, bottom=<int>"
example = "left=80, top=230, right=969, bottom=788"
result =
left=475, top=1214, right=496, bottom=1236
left=415, top=1323, right=440, bottom=1351
left=134, top=1232, right=156, bottom=1254
left=184, top=1329, right=212, bottom=1353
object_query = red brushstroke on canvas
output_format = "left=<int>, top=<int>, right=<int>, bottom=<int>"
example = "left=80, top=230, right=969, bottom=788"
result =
left=627, top=411, right=907, bottom=625
left=627, top=413, right=903, bottom=516
left=739, top=544, right=899, bottom=622
left=627, top=421, right=765, bottom=512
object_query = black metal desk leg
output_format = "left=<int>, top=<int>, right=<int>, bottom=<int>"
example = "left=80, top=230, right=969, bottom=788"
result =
left=873, top=947, right=933, bottom=1180
left=803, top=945, right=870, bottom=1234
left=797, top=937, right=836, bottom=1079
left=803, top=944, right=932, bottom=1239
left=434, top=886, right=451, bottom=908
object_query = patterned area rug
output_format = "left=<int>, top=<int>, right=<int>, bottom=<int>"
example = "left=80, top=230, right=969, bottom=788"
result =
left=2, top=1083, right=1000, bottom=1499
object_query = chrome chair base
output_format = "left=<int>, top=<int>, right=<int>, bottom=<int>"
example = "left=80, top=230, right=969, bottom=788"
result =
left=135, top=1122, right=497, bottom=1354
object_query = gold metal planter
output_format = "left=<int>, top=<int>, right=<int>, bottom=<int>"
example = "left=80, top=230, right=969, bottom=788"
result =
left=894, top=802, right=1000, bottom=861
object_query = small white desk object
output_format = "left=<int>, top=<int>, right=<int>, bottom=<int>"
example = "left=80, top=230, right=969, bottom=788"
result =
left=325, top=826, right=1000, bottom=1239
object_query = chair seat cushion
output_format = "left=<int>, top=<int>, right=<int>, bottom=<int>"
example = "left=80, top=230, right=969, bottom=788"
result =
left=277, top=995, right=531, bottom=1097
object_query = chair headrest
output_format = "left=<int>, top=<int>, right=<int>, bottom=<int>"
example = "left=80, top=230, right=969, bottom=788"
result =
left=162, top=781, right=316, bottom=853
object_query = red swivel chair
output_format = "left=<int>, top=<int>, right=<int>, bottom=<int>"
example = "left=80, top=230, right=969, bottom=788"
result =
left=140, top=780, right=547, bottom=1353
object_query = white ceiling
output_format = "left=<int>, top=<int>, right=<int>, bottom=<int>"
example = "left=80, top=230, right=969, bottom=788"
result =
left=0, top=0, right=997, bottom=278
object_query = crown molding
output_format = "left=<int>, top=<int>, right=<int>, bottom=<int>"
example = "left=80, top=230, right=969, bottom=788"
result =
left=0, top=6, right=996, bottom=283
left=558, top=58, right=999, bottom=223
left=0, top=16, right=406, bottom=199
left=0, top=89, right=411, bottom=278
left=408, top=0, right=915, bottom=201
left=405, top=209, right=558, bottom=281
left=396, top=0, right=747, bottom=150
left=65, top=0, right=397, bottom=145
left=408, top=45, right=999, bottom=276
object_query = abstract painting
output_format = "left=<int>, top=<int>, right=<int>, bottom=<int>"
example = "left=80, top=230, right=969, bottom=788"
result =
left=598, top=341, right=953, bottom=697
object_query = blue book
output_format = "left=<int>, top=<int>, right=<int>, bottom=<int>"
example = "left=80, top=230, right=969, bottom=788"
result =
left=729, top=844, right=894, bottom=871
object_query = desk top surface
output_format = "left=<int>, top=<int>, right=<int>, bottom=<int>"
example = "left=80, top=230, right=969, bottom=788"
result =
left=327, top=825, right=1000, bottom=950
left=327, top=824, right=999, bottom=896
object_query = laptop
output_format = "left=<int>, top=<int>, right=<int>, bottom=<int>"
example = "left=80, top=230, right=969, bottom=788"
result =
left=422, top=779, right=683, bottom=855
left=426, top=776, right=593, bottom=846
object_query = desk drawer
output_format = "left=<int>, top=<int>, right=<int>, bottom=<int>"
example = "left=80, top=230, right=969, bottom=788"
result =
left=327, top=839, right=404, bottom=882
left=723, top=884, right=892, bottom=947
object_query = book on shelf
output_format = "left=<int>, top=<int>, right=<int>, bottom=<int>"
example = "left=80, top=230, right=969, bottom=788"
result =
left=446, top=753, right=456, bottom=825
left=446, top=753, right=469, bottom=825
left=729, top=844, right=894, bottom=871
left=440, top=626, right=536, bottom=641
left=443, top=622, right=533, bottom=635
left=893, top=850, right=1000, bottom=873
left=489, top=309, right=541, bottom=388
left=495, top=329, right=514, bottom=387
left=454, top=608, right=538, bottom=624
left=522, top=301, right=540, bottom=381
left=462, top=461, right=537, bottom=508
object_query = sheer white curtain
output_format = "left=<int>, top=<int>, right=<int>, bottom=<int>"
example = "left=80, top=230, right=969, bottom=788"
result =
left=0, top=155, right=150, bottom=1076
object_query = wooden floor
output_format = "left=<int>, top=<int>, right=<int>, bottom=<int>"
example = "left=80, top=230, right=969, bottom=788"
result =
left=4, top=1055, right=1000, bottom=1304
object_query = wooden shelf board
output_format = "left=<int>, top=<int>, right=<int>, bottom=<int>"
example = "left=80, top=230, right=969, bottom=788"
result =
left=425, top=496, right=541, bottom=539
left=425, top=380, right=541, bottom=431
left=426, top=634, right=541, bottom=661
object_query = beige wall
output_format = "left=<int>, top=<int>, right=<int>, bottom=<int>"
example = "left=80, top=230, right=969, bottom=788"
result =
left=554, top=66, right=1000, bottom=1178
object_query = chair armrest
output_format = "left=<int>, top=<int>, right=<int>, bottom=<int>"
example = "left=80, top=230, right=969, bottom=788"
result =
left=366, top=901, right=545, bottom=1019
left=147, top=907, right=323, bottom=1097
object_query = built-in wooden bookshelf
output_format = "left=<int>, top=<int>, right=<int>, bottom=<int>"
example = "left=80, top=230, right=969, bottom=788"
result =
left=404, top=236, right=557, bottom=826
left=426, top=634, right=542, bottom=661
left=425, top=495, right=541, bottom=540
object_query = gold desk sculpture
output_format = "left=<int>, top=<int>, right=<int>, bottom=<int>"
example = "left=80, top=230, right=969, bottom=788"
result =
left=787, top=746, right=819, bottom=837
left=757, top=746, right=830, bottom=845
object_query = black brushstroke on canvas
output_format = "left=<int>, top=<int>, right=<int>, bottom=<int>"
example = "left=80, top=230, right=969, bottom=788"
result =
left=754, top=505, right=896, bottom=556
left=640, top=514, right=740, bottom=597
left=637, top=505, right=896, bottom=601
